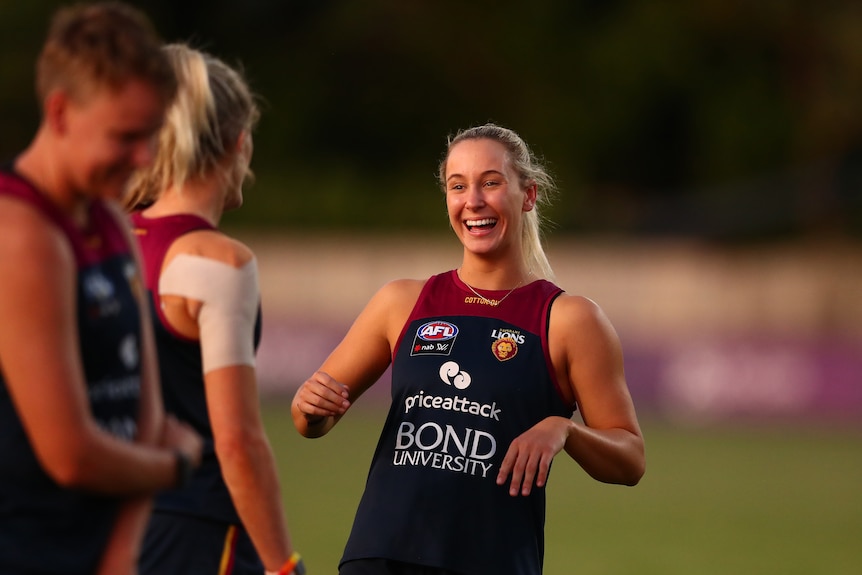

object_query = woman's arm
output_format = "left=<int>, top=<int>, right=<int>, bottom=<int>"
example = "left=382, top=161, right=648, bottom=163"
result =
left=291, top=279, right=423, bottom=438
left=157, top=232, right=297, bottom=571
left=207, top=364, right=294, bottom=572
left=95, top=204, right=203, bottom=575
left=553, top=295, right=645, bottom=484
left=0, top=200, right=197, bottom=495
left=497, top=294, right=645, bottom=495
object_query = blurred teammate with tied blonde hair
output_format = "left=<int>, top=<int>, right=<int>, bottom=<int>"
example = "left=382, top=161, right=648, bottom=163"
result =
left=126, top=43, right=304, bottom=575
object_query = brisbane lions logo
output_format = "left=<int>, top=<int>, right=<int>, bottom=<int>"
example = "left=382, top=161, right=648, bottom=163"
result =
left=491, top=337, right=518, bottom=362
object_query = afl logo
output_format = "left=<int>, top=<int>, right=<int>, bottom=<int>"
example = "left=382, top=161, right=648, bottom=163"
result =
left=411, top=320, right=459, bottom=357
left=417, top=321, right=458, bottom=341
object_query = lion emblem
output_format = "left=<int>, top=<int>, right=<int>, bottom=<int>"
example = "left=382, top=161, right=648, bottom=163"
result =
left=491, top=337, right=518, bottom=362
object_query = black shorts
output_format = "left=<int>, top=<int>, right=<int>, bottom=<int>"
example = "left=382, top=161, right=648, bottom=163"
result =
left=340, top=558, right=464, bottom=575
left=139, top=511, right=264, bottom=575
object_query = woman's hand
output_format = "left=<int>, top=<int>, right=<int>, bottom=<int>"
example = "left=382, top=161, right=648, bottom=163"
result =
left=291, top=371, right=350, bottom=437
left=160, top=415, right=204, bottom=469
left=295, top=371, right=350, bottom=420
left=496, top=416, right=574, bottom=496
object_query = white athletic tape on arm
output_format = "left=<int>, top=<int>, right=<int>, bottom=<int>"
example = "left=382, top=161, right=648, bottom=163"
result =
left=159, top=253, right=259, bottom=373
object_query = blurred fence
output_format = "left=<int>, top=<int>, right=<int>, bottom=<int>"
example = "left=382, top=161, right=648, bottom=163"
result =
left=246, top=233, right=862, bottom=425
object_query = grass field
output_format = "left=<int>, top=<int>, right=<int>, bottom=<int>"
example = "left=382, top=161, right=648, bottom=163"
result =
left=264, top=402, right=861, bottom=575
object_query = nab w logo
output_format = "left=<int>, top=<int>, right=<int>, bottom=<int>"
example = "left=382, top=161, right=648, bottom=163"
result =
left=411, top=320, right=459, bottom=357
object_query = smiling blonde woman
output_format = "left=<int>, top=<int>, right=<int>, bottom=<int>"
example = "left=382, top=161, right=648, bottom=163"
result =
left=292, top=123, right=645, bottom=575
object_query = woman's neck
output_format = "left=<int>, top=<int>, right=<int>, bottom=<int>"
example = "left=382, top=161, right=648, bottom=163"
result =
left=14, top=141, right=89, bottom=227
left=457, top=257, right=533, bottom=290
left=142, top=180, right=224, bottom=226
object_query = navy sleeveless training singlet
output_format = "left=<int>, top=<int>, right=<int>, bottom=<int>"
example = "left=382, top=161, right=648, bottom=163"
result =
left=131, top=211, right=262, bottom=524
left=341, top=270, right=574, bottom=575
left=0, top=168, right=144, bottom=575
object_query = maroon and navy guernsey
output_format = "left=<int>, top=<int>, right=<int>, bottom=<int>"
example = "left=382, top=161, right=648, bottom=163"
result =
left=130, top=211, right=261, bottom=525
left=340, top=270, right=575, bottom=575
left=0, top=167, right=144, bottom=575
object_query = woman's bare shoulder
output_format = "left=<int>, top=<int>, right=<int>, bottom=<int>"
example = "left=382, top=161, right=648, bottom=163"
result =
left=0, top=196, right=70, bottom=269
left=166, top=229, right=254, bottom=268
left=551, top=293, right=607, bottom=323
left=362, top=277, right=427, bottom=316
left=549, top=292, right=621, bottom=349
left=379, top=277, right=427, bottom=298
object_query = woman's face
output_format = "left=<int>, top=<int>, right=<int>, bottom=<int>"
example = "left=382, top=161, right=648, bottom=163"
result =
left=59, top=78, right=167, bottom=202
left=444, top=138, right=535, bottom=258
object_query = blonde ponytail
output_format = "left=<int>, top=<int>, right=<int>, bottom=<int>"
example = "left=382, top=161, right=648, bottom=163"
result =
left=125, top=44, right=259, bottom=211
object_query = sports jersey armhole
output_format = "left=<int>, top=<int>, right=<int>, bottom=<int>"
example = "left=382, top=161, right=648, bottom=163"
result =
left=391, top=277, right=438, bottom=360
left=152, top=290, right=197, bottom=342
left=149, top=247, right=202, bottom=344
left=543, top=290, right=576, bottom=412
left=132, top=214, right=218, bottom=342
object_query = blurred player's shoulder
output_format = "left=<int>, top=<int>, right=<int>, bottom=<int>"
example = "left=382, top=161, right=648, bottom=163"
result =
left=168, top=230, right=254, bottom=268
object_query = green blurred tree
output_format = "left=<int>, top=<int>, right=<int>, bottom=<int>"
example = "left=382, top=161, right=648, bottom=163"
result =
left=2, top=0, right=860, bottom=237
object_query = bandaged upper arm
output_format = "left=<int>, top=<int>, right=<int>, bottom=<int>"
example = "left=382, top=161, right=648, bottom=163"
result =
left=159, top=253, right=259, bottom=374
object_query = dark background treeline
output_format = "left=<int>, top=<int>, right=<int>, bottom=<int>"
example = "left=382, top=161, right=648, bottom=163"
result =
left=3, top=0, right=862, bottom=239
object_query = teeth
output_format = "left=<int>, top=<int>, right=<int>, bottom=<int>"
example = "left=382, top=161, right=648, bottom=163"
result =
left=465, top=218, right=497, bottom=227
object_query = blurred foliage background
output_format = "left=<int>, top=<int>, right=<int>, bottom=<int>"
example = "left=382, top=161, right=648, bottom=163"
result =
left=3, top=0, right=862, bottom=239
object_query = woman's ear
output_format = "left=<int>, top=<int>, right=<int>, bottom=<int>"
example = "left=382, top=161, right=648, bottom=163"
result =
left=523, top=181, right=538, bottom=212
left=230, top=130, right=255, bottom=187
left=44, top=90, right=69, bottom=135
left=235, top=130, right=252, bottom=158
